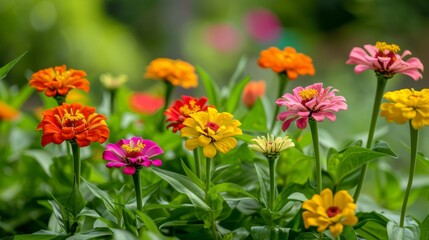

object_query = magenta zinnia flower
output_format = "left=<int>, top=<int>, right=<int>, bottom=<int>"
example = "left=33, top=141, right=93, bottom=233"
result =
left=276, top=83, right=347, bottom=131
left=102, top=137, right=163, bottom=175
left=346, top=42, right=423, bottom=80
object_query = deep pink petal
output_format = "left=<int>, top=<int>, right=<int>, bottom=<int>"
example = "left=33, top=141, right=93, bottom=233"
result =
left=123, top=166, right=136, bottom=175
left=296, top=117, right=308, bottom=129
left=151, top=159, right=163, bottom=167
left=102, top=150, right=124, bottom=162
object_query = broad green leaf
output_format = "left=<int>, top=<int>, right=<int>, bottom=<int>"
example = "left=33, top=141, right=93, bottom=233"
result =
left=250, top=226, right=289, bottom=240
left=341, top=225, right=358, bottom=240
left=196, top=65, right=219, bottom=106
left=12, top=234, right=61, bottom=240
left=24, top=149, right=54, bottom=177
left=253, top=161, right=269, bottom=208
left=63, top=181, right=86, bottom=218
left=151, top=168, right=210, bottom=210
left=420, top=214, right=429, bottom=240
left=0, top=51, right=27, bottom=80
left=240, top=99, right=267, bottom=132
left=387, top=219, right=419, bottom=240
left=208, top=182, right=257, bottom=200
left=135, top=211, right=179, bottom=240
left=181, top=160, right=205, bottom=189
left=372, top=141, right=397, bottom=157
left=274, top=182, right=316, bottom=212
left=67, top=228, right=113, bottom=240
left=110, top=228, right=138, bottom=240
left=47, top=199, right=65, bottom=232
left=277, top=148, right=314, bottom=185
left=225, top=75, right=250, bottom=113
left=355, top=211, right=389, bottom=240
left=82, top=178, right=115, bottom=213
left=140, top=180, right=163, bottom=207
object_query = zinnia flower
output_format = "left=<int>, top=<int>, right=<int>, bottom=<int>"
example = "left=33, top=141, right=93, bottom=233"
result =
left=346, top=42, right=424, bottom=80
left=144, top=58, right=198, bottom=88
left=100, top=73, right=128, bottom=90
left=180, top=107, right=242, bottom=158
left=380, top=88, right=429, bottom=129
left=257, top=47, right=315, bottom=80
left=129, top=92, right=165, bottom=115
left=242, top=80, right=266, bottom=108
left=102, top=137, right=163, bottom=175
left=248, top=134, right=294, bottom=160
left=29, top=65, right=90, bottom=97
left=37, top=103, right=109, bottom=147
left=164, top=95, right=209, bottom=133
left=0, top=100, right=19, bottom=121
left=276, top=83, right=347, bottom=131
left=302, top=188, right=358, bottom=238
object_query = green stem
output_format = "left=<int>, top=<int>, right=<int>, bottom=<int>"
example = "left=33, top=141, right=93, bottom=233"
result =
left=399, top=122, right=419, bottom=227
left=158, top=81, right=174, bottom=132
left=206, top=157, right=211, bottom=192
left=110, top=89, right=117, bottom=116
left=354, top=76, right=387, bottom=201
left=132, top=168, right=143, bottom=211
left=309, top=120, right=322, bottom=193
left=211, top=221, right=219, bottom=240
left=54, top=94, right=66, bottom=106
left=70, top=141, right=81, bottom=186
left=268, top=159, right=276, bottom=211
left=193, top=148, right=201, bottom=179
left=271, top=72, right=288, bottom=131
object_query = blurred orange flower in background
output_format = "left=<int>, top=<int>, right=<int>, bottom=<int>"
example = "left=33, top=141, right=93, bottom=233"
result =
left=144, top=58, right=198, bottom=88
left=29, top=65, right=90, bottom=97
left=37, top=103, right=109, bottom=147
left=242, top=80, right=266, bottom=108
left=129, top=92, right=165, bottom=115
left=0, top=100, right=19, bottom=121
left=258, top=47, right=315, bottom=79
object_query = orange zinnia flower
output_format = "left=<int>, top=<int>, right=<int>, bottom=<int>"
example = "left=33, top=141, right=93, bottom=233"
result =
left=37, top=103, right=109, bottom=147
left=258, top=47, right=315, bottom=79
left=242, top=80, right=266, bottom=108
left=144, top=58, right=198, bottom=88
left=0, top=100, right=19, bottom=120
left=29, top=65, right=90, bottom=97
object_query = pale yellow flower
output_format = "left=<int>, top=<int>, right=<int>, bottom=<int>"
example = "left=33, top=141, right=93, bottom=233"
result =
left=99, top=73, right=128, bottom=90
left=180, top=107, right=242, bottom=158
left=302, top=189, right=358, bottom=238
left=380, top=88, right=429, bottom=129
left=248, top=134, right=294, bottom=160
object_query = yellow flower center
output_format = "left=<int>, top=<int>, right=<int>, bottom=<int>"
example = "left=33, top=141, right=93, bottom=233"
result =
left=299, top=89, right=318, bottom=100
left=58, top=109, right=85, bottom=127
left=326, top=206, right=341, bottom=218
left=122, top=141, right=145, bottom=156
left=206, top=121, right=220, bottom=132
left=179, top=100, right=201, bottom=116
left=375, top=42, right=400, bottom=53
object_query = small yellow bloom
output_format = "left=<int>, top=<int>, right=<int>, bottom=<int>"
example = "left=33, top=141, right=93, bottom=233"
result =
left=302, top=188, right=358, bottom=238
left=180, top=107, right=242, bottom=158
left=100, top=73, right=128, bottom=90
left=248, top=134, right=294, bottom=160
left=144, top=58, right=198, bottom=89
left=380, top=88, right=429, bottom=129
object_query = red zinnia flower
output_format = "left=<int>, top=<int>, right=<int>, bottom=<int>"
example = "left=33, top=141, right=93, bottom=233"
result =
left=37, top=103, right=109, bottom=147
left=164, top=95, right=209, bottom=133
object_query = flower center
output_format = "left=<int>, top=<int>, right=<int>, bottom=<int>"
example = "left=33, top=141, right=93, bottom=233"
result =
left=375, top=42, right=400, bottom=53
left=206, top=121, right=220, bottom=132
left=122, top=141, right=145, bottom=157
left=179, top=100, right=201, bottom=116
left=60, top=109, right=85, bottom=127
left=299, top=89, right=318, bottom=101
left=326, top=206, right=341, bottom=218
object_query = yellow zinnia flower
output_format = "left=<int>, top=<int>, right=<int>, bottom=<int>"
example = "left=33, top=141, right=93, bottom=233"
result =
left=180, top=107, right=242, bottom=158
left=380, top=88, right=429, bottom=129
left=302, top=188, right=358, bottom=238
left=144, top=58, right=198, bottom=89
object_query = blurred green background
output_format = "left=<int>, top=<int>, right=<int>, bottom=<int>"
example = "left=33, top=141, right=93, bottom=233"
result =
left=1, top=0, right=429, bottom=236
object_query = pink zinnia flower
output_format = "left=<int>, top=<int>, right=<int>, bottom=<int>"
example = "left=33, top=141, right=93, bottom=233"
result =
left=102, top=137, right=163, bottom=175
left=346, top=42, right=424, bottom=80
left=276, top=83, right=347, bottom=131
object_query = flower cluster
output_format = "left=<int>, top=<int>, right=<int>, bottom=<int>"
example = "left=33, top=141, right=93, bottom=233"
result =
left=103, top=137, right=163, bottom=175
left=302, top=189, right=358, bottom=238
left=29, top=65, right=90, bottom=97
left=37, top=102, right=109, bottom=147
left=144, top=58, right=198, bottom=88
left=276, top=83, right=347, bottom=131
left=346, top=41, right=423, bottom=80
left=381, top=88, right=429, bottom=129
left=258, top=46, right=315, bottom=79
left=164, top=95, right=209, bottom=133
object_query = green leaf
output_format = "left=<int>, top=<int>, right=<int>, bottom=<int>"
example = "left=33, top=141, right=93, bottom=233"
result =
left=196, top=65, right=219, bottom=106
left=371, top=141, right=397, bottom=157
left=0, top=51, right=27, bottom=80
left=64, top=181, right=86, bottom=218
left=151, top=168, right=210, bottom=210
left=387, top=219, right=420, bottom=240
left=140, top=180, right=163, bottom=207
left=274, top=182, right=316, bottom=212
left=355, top=211, right=389, bottom=240
left=135, top=211, right=179, bottom=240
left=228, top=55, right=248, bottom=89
left=82, top=178, right=115, bottom=213
left=225, top=75, right=250, bottom=113
left=11, top=234, right=61, bottom=240
left=47, top=199, right=66, bottom=232
left=253, top=161, right=269, bottom=208
left=240, top=99, right=267, bottom=132
left=67, top=228, right=113, bottom=240
left=180, top=160, right=205, bottom=189
left=341, top=225, right=358, bottom=240
left=10, top=85, right=35, bottom=109
left=24, top=149, right=54, bottom=177
left=250, top=226, right=289, bottom=240
left=208, top=182, right=257, bottom=200
left=277, top=148, right=314, bottom=185
left=420, top=214, right=429, bottom=240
